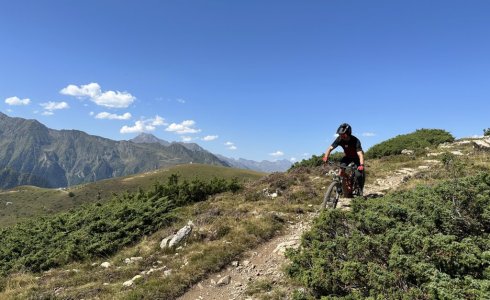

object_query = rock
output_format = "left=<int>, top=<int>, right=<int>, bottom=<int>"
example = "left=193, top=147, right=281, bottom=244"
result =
left=161, top=221, right=194, bottom=249
left=401, top=149, right=414, bottom=155
left=123, top=280, right=133, bottom=287
left=132, top=275, right=143, bottom=282
left=100, top=262, right=111, bottom=268
left=273, top=240, right=299, bottom=255
left=169, top=223, right=193, bottom=247
left=217, top=275, right=231, bottom=286
left=160, top=236, right=174, bottom=249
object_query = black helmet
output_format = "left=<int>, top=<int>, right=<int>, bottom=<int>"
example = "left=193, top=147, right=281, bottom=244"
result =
left=336, top=123, right=352, bottom=135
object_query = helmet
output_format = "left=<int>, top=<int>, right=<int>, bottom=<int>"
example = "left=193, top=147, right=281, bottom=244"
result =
left=336, top=123, right=352, bottom=136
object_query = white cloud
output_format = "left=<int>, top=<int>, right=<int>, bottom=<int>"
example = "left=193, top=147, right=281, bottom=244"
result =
left=60, top=82, right=136, bottom=108
left=39, top=101, right=69, bottom=115
left=176, top=98, right=186, bottom=104
left=362, top=132, right=376, bottom=137
left=120, top=115, right=166, bottom=134
left=120, top=121, right=154, bottom=133
left=5, top=96, right=31, bottom=106
left=40, top=101, right=69, bottom=111
left=165, top=120, right=201, bottom=134
left=181, top=136, right=194, bottom=142
left=95, top=112, right=132, bottom=120
left=94, top=90, right=135, bottom=108
left=269, top=151, right=284, bottom=157
left=225, top=141, right=237, bottom=150
left=290, top=157, right=297, bottom=162
left=60, top=82, right=100, bottom=98
left=303, top=153, right=310, bottom=157
left=151, top=115, right=166, bottom=126
left=202, top=135, right=218, bottom=141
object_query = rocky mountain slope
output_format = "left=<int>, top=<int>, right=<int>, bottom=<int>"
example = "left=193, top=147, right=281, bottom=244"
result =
left=0, top=113, right=228, bottom=189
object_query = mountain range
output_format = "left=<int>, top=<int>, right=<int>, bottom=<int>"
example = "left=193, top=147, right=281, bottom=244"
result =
left=130, top=133, right=292, bottom=173
left=0, top=113, right=291, bottom=189
left=0, top=113, right=227, bottom=189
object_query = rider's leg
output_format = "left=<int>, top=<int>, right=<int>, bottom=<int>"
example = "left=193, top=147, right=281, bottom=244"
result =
left=340, top=157, right=354, bottom=197
left=355, top=169, right=365, bottom=193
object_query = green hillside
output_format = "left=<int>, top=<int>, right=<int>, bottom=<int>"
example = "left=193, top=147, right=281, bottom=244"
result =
left=0, top=164, right=264, bottom=227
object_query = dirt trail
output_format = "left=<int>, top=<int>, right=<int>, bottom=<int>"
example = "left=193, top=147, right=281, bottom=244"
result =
left=178, top=165, right=430, bottom=300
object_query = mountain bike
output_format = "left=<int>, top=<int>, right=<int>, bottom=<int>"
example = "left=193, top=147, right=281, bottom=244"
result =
left=321, top=161, right=363, bottom=209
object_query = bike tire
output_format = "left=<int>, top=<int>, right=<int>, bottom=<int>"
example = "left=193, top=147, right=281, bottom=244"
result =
left=321, top=181, right=341, bottom=209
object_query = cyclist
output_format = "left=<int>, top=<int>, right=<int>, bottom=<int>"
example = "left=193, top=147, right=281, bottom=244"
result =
left=322, top=123, right=365, bottom=197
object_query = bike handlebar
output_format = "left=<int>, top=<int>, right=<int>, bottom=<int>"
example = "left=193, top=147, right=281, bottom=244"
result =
left=323, top=160, right=358, bottom=170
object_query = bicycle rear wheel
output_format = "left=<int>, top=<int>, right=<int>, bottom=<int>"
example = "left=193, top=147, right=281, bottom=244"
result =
left=321, top=181, right=341, bottom=209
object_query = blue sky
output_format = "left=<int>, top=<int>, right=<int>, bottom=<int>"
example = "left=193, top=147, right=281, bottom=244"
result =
left=1, top=1, right=489, bottom=162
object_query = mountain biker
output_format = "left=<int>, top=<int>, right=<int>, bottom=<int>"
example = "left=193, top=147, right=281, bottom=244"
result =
left=322, top=123, right=365, bottom=197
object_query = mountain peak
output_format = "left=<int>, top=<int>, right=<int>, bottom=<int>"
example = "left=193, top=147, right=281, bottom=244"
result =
left=130, top=133, right=170, bottom=146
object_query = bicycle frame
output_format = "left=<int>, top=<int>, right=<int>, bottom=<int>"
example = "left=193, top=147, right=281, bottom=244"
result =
left=321, top=161, right=362, bottom=209
left=330, top=162, right=359, bottom=196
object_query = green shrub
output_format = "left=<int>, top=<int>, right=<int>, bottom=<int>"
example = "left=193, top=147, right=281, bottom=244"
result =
left=0, top=174, right=242, bottom=275
left=286, top=172, right=490, bottom=299
left=484, top=128, right=490, bottom=137
left=289, top=152, right=344, bottom=171
left=366, top=129, right=454, bottom=159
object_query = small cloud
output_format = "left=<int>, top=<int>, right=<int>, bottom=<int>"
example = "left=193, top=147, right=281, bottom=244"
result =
left=269, top=151, right=284, bottom=157
left=202, top=135, right=218, bottom=141
left=40, top=101, right=69, bottom=115
left=60, top=82, right=100, bottom=98
left=181, top=136, right=194, bottom=142
left=5, top=96, right=31, bottom=106
left=225, top=141, right=237, bottom=150
left=302, top=153, right=310, bottom=157
left=165, top=120, right=201, bottom=134
left=40, top=101, right=69, bottom=111
left=362, top=132, right=376, bottom=137
left=95, top=112, right=132, bottom=120
left=151, top=115, right=166, bottom=126
left=290, top=157, right=297, bottom=162
left=60, top=82, right=136, bottom=108
left=176, top=98, right=186, bottom=104
left=120, top=115, right=166, bottom=134
left=120, top=121, right=154, bottom=133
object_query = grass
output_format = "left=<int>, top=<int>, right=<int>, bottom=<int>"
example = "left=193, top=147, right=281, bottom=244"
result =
left=0, top=164, right=264, bottom=227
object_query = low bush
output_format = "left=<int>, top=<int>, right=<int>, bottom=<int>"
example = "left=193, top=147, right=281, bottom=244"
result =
left=286, top=172, right=490, bottom=299
left=0, top=174, right=241, bottom=275
left=366, top=129, right=454, bottom=159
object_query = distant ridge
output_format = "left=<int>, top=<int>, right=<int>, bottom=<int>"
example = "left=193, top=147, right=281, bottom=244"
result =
left=216, top=155, right=292, bottom=173
left=130, top=133, right=293, bottom=173
left=0, top=113, right=228, bottom=189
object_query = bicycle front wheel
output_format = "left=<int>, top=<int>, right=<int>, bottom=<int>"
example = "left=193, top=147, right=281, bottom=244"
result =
left=321, top=181, right=341, bottom=209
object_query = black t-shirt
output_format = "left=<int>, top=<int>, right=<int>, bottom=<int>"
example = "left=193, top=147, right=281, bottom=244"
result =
left=331, top=135, right=363, bottom=158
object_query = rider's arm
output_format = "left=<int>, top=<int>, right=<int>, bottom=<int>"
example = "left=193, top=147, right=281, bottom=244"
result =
left=357, top=150, right=365, bottom=166
left=323, top=145, right=335, bottom=161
